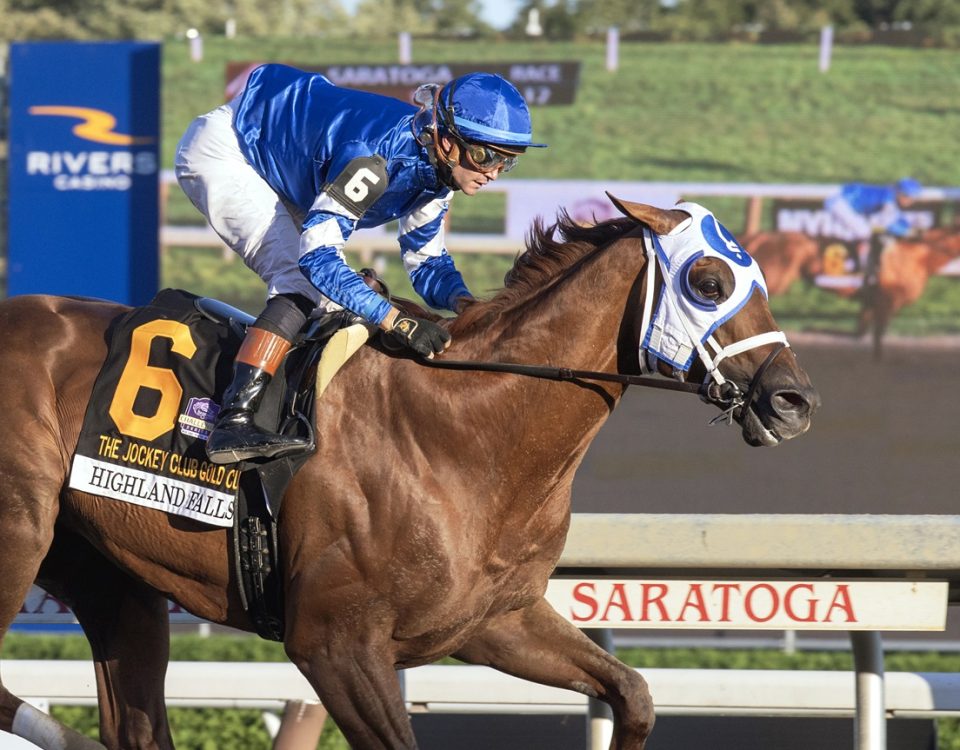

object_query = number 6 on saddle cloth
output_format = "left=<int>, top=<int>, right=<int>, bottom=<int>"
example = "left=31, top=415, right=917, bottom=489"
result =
left=68, top=287, right=370, bottom=525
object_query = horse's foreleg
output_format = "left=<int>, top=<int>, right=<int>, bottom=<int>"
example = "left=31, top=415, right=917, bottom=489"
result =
left=287, top=650, right=414, bottom=749
left=871, top=293, right=894, bottom=361
left=285, top=630, right=415, bottom=750
left=37, top=532, right=173, bottom=750
left=0, top=455, right=103, bottom=747
left=454, top=598, right=653, bottom=750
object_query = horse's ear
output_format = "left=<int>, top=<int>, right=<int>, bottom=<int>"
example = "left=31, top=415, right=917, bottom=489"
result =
left=606, top=192, right=689, bottom=235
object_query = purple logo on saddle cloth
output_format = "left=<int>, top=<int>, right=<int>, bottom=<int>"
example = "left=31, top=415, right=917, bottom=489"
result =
left=178, top=397, right=220, bottom=440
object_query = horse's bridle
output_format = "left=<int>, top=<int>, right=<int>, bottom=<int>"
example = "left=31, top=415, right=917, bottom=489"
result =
left=409, top=226, right=791, bottom=426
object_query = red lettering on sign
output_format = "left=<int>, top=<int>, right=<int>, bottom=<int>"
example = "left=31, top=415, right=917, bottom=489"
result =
left=600, top=583, right=632, bottom=622
left=570, top=582, right=598, bottom=622
left=744, top=583, right=778, bottom=623
left=640, top=583, right=669, bottom=622
left=712, top=583, right=740, bottom=622
left=824, top=584, right=856, bottom=622
left=784, top=583, right=818, bottom=622
left=677, top=583, right=709, bottom=622
left=551, top=579, right=879, bottom=627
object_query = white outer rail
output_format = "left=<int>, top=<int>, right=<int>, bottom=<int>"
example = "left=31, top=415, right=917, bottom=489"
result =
left=5, top=661, right=960, bottom=719
left=560, top=513, right=960, bottom=572
left=158, top=173, right=960, bottom=273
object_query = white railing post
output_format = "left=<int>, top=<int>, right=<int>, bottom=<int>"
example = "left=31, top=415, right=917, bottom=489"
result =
left=271, top=700, right=327, bottom=750
left=585, top=629, right=615, bottom=750
left=850, top=631, right=885, bottom=750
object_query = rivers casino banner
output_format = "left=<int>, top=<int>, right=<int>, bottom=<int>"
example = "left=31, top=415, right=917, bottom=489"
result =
left=7, top=41, right=160, bottom=305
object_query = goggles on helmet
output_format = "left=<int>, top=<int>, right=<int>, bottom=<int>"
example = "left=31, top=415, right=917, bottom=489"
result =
left=451, top=135, right=520, bottom=173
left=412, top=83, right=522, bottom=174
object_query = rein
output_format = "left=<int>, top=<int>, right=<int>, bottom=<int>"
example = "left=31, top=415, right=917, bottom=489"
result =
left=417, top=342, right=788, bottom=426
left=417, top=356, right=702, bottom=394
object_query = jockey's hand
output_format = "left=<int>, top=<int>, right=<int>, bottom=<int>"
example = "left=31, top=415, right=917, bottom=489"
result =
left=388, top=315, right=451, bottom=358
left=453, top=295, right=475, bottom=314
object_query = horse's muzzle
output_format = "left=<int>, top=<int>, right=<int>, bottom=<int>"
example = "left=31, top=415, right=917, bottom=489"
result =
left=738, top=382, right=821, bottom=447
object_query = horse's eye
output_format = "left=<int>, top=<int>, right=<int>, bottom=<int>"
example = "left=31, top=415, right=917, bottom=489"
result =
left=699, top=279, right=721, bottom=299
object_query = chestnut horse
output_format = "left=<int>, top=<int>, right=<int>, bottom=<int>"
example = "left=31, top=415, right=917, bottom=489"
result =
left=744, top=228, right=960, bottom=357
left=865, top=229, right=960, bottom=354
left=0, top=198, right=818, bottom=750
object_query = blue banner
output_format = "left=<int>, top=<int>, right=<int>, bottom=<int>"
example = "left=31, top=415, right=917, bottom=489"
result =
left=7, top=41, right=160, bottom=305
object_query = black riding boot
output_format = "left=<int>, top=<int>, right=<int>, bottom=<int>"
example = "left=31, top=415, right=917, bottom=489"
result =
left=206, top=328, right=309, bottom=465
left=859, top=234, right=885, bottom=305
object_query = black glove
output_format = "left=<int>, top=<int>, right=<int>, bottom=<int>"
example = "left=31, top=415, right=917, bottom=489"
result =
left=389, top=316, right=451, bottom=357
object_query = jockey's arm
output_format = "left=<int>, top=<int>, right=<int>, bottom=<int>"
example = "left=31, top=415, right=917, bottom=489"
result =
left=297, top=211, right=472, bottom=331
left=297, top=228, right=450, bottom=357
left=397, top=196, right=474, bottom=313
left=297, top=209, right=396, bottom=328
left=297, top=160, right=467, bottom=357
left=296, top=153, right=413, bottom=332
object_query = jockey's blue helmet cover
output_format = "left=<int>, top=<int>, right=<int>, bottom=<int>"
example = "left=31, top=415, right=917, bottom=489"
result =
left=440, top=72, right=547, bottom=149
left=896, top=177, right=922, bottom=197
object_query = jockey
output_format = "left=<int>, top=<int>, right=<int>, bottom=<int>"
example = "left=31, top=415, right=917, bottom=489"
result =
left=175, top=64, right=546, bottom=464
left=824, top=177, right=922, bottom=288
left=824, top=178, right=923, bottom=241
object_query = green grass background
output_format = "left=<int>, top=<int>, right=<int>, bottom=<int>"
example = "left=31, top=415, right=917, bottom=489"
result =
left=160, top=37, right=960, bottom=335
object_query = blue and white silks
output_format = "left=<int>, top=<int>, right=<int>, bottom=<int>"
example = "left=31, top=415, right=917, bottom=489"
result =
left=233, top=64, right=470, bottom=324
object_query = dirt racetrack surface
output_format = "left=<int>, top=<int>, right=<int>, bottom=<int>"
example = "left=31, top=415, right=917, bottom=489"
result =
left=572, top=334, right=959, bottom=515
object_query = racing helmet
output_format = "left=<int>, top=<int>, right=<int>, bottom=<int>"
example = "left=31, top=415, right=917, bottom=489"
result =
left=896, top=177, right=922, bottom=197
left=436, top=72, right=547, bottom=150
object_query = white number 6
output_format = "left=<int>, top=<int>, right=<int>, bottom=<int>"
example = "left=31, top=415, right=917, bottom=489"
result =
left=344, top=167, right=381, bottom=201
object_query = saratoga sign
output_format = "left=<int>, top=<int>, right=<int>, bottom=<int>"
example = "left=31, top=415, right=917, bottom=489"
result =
left=546, top=578, right=948, bottom=631
left=225, top=61, right=581, bottom=107
left=18, top=579, right=949, bottom=631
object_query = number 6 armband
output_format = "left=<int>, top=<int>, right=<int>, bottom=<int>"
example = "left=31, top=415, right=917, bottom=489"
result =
left=324, top=155, right=389, bottom=220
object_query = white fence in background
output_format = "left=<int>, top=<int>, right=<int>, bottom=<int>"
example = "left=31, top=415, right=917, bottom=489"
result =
left=6, top=660, right=960, bottom=717
left=159, top=172, right=960, bottom=273
left=12, top=513, right=960, bottom=750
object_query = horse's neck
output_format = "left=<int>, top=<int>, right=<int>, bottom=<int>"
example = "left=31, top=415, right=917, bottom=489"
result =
left=452, top=236, right=646, bottom=502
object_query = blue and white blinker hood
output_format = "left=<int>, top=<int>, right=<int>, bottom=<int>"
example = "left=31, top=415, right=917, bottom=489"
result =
left=637, top=202, right=790, bottom=389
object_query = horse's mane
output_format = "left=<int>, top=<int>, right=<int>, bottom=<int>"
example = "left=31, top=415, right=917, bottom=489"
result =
left=450, top=212, right=638, bottom=335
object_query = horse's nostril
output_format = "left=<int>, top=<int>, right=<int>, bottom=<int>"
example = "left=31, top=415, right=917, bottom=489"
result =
left=772, top=389, right=817, bottom=417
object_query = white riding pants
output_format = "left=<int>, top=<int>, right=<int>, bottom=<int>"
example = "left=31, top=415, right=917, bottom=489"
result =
left=824, top=195, right=872, bottom=242
left=174, top=100, right=320, bottom=304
